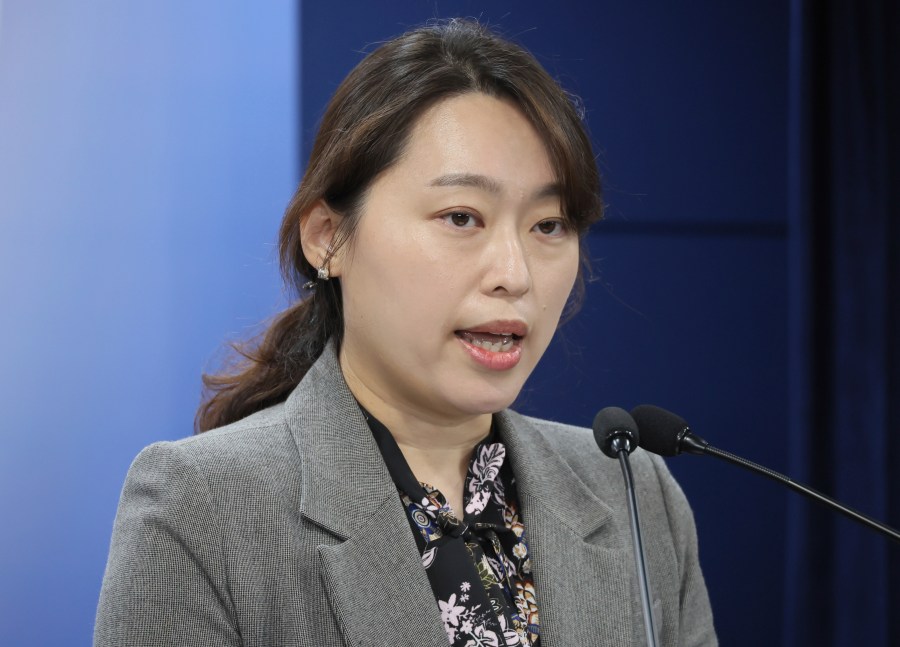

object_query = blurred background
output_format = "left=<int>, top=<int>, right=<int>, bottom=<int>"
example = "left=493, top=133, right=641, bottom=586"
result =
left=1, top=1, right=896, bottom=645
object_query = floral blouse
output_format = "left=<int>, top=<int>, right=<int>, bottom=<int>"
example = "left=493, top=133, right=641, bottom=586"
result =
left=366, top=413, right=541, bottom=647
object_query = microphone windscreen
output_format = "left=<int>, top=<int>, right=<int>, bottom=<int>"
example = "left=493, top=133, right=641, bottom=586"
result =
left=592, top=406, right=639, bottom=457
left=630, top=404, right=689, bottom=457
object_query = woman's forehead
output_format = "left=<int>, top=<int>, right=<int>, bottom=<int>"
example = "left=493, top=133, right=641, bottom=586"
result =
left=393, top=93, right=557, bottom=195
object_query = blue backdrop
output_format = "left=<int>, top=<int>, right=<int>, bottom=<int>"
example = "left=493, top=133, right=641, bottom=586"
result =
left=0, top=2, right=296, bottom=644
left=1, top=1, right=895, bottom=645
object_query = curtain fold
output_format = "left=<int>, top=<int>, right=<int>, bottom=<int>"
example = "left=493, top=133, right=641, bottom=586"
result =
left=785, top=0, right=900, bottom=644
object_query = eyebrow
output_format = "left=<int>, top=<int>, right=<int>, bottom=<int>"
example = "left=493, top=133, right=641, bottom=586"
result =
left=428, top=173, right=560, bottom=201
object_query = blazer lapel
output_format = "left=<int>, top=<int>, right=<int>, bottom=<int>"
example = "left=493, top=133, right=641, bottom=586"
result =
left=283, top=346, right=448, bottom=647
left=496, top=411, right=636, bottom=646
left=316, top=501, right=450, bottom=647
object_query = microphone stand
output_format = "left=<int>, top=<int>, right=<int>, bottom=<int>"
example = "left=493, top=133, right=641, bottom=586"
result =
left=610, top=437, right=659, bottom=647
left=679, top=435, right=900, bottom=544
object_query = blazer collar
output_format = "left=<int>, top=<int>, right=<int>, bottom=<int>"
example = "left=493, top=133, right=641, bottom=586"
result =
left=283, top=341, right=396, bottom=539
left=283, top=343, right=450, bottom=645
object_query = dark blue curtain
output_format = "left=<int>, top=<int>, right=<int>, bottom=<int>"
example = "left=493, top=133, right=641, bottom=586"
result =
left=785, top=0, right=900, bottom=644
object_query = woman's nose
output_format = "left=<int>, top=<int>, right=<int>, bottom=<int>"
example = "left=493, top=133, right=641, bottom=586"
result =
left=482, top=231, right=531, bottom=297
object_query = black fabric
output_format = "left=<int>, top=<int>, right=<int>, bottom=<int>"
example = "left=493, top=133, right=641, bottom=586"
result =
left=365, top=412, right=540, bottom=646
left=785, top=0, right=900, bottom=644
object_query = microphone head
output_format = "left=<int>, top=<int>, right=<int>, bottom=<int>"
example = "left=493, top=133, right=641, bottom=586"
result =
left=630, top=404, right=690, bottom=456
left=592, top=406, right=640, bottom=458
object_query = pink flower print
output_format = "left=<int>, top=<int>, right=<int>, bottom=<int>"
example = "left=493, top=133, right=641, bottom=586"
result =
left=445, top=625, right=458, bottom=643
left=463, top=624, right=500, bottom=647
left=472, top=444, right=505, bottom=482
left=439, top=593, right=465, bottom=627
left=460, top=581, right=472, bottom=592
left=466, top=488, right=491, bottom=516
left=466, top=444, right=505, bottom=516
left=420, top=494, right=442, bottom=516
left=497, top=614, right=523, bottom=646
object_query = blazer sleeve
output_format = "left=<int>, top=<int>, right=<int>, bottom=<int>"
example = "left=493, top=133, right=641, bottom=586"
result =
left=94, top=441, right=242, bottom=647
left=648, top=453, right=717, bottom=646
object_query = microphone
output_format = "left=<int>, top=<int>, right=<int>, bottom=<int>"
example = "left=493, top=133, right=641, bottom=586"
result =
left=631, top=404, right=900, bottom=544
left=592, top=407, right=658, bottom=647
left=593, top=406, right=640, bottom=457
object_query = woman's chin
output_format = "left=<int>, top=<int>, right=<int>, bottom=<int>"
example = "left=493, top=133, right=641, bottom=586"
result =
left=446, top=383, right=524, bottom=417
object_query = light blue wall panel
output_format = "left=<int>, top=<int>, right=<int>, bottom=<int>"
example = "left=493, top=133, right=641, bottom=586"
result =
left=0, top=2, right=297, bottom=644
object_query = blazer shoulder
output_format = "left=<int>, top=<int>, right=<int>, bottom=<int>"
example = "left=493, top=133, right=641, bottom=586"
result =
left=515, top=414, right=596, bottom=453
left=510, top=411, right=670, bottom=489
left=127, top=402, right=301, bottom=501
left=172, top=402, right=292, bottom=459
left=97, top=403, right=303, bottom=647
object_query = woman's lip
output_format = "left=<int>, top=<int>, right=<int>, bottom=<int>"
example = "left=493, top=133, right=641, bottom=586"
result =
left=455, top=334, right=523, bottom=371
left=456, top=319, right=528, bottom=337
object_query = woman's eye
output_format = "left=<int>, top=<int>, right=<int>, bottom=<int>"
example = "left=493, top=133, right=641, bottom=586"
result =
left=442, top=212, right=477, bottom=228
left=534, top=219, right=567, bottom=236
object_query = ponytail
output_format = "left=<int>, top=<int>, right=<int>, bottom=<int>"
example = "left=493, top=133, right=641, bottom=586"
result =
left=195, top=281, right=343, bottom=432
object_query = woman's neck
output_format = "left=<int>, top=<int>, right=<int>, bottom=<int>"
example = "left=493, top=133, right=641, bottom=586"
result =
left=392, top=424, right=486, bottom=519
left=370, top=401, right=492, bottom=518
left=341, top=357, right=492, bottom=517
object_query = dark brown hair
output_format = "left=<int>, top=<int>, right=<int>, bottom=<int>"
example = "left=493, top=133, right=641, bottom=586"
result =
left=196, top=19, right=603, bottom=432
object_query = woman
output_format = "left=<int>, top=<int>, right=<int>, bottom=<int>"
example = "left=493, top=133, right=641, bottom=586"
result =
left=95, top=19, right=716, bottom=647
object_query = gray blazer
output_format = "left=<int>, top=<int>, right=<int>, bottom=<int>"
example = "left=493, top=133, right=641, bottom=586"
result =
left=94, top=346, right=716, bottom=646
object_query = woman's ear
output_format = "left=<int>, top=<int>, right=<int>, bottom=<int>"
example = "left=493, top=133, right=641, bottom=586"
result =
left=299, top=200, right=343, bottom=277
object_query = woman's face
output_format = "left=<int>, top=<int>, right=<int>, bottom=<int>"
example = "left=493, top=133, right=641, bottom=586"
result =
left=336, top=92, right=580, bottom=423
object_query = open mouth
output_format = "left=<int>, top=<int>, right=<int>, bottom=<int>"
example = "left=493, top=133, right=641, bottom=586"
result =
left=455, top=330, right=523, bottom=353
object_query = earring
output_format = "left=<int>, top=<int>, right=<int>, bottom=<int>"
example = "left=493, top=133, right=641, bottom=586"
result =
left=302, top=263, right=330, bottom=291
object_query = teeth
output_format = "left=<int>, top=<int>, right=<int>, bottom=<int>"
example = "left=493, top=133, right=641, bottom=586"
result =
left=467, top=335, right=515, bottom=352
